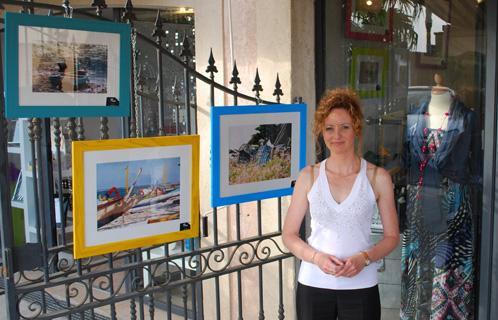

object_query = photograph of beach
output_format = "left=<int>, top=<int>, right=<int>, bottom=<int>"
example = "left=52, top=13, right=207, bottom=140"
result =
left=228, top=122, right=292, bottom=185
left=96, top=157, right=180, bottom=231
left=32, top=41, right=108, bottom=94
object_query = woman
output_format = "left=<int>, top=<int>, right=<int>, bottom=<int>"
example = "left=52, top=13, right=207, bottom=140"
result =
left=282, top=88, right=400, bottom=319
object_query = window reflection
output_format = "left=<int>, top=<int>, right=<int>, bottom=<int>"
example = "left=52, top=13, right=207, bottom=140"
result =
left=325, top=0, right=485, bottom=318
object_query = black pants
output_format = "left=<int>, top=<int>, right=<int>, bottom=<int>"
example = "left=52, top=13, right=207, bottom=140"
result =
left=296, top=283, right=381, bottom=320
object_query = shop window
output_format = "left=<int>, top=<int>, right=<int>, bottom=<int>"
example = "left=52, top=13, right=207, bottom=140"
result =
left=321, top=0, right=485, bottom=318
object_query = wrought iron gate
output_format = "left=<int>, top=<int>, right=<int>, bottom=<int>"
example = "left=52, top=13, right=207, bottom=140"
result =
left=0, top=1, right=294, bottom=319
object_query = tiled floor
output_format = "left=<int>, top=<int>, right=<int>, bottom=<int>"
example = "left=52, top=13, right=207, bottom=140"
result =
left=382, top=307, right=401, bottom=319
left=1, top=295, right=7, bottom=320
left=1, top=292, right=183, bottom=320
left=1, top=292, right=403, bottom=320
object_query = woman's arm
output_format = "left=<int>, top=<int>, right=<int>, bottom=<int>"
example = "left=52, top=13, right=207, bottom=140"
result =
left=282, top=166, right=315, bottom=262
left=365, top=167, right=400, bottom=262
left=282, top=166, right=344, bottom=273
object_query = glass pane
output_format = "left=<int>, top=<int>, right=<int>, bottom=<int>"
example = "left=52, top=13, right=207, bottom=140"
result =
left=324, top=0, right=485, bottom=318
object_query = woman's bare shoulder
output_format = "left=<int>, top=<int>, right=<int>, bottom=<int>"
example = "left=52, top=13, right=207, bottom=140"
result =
left=365, top=161, right=391, bottom=184
left=301, top=163, right=320, bottom=176
left=297, top=163, right=320, bottom=187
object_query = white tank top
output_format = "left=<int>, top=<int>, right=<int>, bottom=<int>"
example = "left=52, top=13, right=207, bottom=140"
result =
left=297, top=158, right=379, bottom=289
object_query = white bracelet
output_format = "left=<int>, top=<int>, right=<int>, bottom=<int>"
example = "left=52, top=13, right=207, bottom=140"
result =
left=311, top=251, right=317, bottom=264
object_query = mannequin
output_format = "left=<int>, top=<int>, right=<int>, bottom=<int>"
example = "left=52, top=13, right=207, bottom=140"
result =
left=400, top=72, right=480, bottom=320
left=426, top=73, right=452, bottom=130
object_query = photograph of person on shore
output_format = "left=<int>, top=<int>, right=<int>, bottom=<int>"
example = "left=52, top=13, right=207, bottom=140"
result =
left=228, top=123, right=292, bottom=185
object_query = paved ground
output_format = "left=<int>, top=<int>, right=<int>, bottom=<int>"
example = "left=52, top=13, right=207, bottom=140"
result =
left=1, top=293, right=183, bottom=320
left=1, top=295, right=6, bottom=320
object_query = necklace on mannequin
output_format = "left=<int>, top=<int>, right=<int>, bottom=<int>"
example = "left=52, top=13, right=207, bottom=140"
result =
left=422, top=111, right=449, bottom=152
left=416, top=112, right=449, bottom=195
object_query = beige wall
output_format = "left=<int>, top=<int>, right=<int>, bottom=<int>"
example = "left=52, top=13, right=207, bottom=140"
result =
left=194, top=1, right=315, bottom=319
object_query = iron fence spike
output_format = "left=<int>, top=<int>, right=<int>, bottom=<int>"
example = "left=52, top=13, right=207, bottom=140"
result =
left=122, top=0, right=136, bottom=22
left=152, top=10, right=166, bottom=38
left=206, top=48, right=218, bottom=74
left=90, top=0, right=107, bottom=10
left=180, top=33, right=193, bottom=59
left=229, top=61, right=241, bottom=86
left=252, top=68, right=263, bottom=95
left=273, top=73, right=283, bottom=101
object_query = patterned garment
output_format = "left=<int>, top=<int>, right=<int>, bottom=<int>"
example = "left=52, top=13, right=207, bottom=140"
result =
left=401, top=130, right=475, bottom=320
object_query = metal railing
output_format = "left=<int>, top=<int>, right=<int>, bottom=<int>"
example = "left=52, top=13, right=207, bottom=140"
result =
left=0, top=1, right=293, bottom=319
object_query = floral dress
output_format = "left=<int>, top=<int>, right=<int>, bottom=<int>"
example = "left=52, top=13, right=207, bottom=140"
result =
left=401, top=129, right=475, bottom=320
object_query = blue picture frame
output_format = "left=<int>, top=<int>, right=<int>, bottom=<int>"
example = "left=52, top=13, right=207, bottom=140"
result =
left=4, top=12, right=131, bottom=119
left=211, top=104, right=307, bottom=207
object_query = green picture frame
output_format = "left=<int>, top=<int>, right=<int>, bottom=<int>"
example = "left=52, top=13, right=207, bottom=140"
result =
left=350, top=47, right=388, bottom=99
left=4, top=12, right=131, bottom=119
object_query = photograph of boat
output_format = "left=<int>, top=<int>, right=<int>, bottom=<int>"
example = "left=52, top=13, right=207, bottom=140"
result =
left=96, top=156, right=181, bottom=231
left=32, top=41, right=108, bottom=94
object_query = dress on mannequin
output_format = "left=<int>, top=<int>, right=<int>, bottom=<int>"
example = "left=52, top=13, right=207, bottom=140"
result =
left=400, top=84, right=481, bottom=319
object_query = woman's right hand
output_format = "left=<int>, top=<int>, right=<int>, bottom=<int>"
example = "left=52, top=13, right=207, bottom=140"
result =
left=314, top=252, right=344, bottom=276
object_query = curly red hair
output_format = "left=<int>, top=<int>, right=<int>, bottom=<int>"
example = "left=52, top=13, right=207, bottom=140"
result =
left=314, top=88, right=364, bottom=154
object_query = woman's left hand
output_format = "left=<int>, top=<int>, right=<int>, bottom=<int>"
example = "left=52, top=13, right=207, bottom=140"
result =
left=333, top=253, right=365, bottom=277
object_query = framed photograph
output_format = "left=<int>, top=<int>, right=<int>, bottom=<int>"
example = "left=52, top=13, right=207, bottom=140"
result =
left=211, top=104, right=307, bottom=207
left=72, top=136, right=199, bottom=259
left=415, top=5, right=451, bottom=69
left=345, top=0, right=393, bottom=42
left=350, top=47, right=388, bottom=98
left=4, top=12, right=131, bottom=118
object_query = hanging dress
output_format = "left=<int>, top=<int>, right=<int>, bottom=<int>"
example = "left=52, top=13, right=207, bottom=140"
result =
left=400, top=100, right=480, bottom=320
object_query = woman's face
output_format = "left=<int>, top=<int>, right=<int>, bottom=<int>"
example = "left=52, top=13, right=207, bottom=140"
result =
left=322, top=108, right=356, bottom=155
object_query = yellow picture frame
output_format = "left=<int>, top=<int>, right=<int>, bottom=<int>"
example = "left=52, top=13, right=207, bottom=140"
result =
left=72, top=135, right=199, bottom=259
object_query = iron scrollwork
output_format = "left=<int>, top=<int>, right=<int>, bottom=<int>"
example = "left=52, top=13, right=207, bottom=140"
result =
left=15, top=234, right=289, bottom=319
